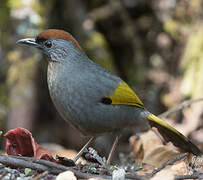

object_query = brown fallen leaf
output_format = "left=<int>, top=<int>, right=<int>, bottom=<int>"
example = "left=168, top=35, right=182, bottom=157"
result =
left=136, top=163, right=155, bottom=176
left=151, top=167, right=175, bottom=180
left=129, top=135, right=144, bottom=162
left=130, top=131, right=180, bottom=167
left=171, top=161, right=188, bottom=175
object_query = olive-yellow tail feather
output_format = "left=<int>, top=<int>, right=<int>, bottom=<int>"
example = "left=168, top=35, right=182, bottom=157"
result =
left=147, top=114, right=202, bottom=156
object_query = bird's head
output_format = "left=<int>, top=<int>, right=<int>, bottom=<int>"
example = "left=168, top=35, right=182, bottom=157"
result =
left=17, top=29, right=82, bottom=62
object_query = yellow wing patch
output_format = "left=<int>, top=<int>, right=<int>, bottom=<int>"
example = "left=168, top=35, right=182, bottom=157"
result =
left=108, top=81, right=144, bottom=108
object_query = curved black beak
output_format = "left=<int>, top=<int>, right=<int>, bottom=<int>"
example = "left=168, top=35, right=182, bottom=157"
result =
left=17, top=38, right=42, bottom=49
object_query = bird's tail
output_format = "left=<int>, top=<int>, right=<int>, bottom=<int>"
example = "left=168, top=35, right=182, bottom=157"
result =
left=147, top=114, right=202, bottom=156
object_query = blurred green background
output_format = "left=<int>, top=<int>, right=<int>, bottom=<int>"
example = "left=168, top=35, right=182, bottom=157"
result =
left=0, top=0, right=202, bottom=156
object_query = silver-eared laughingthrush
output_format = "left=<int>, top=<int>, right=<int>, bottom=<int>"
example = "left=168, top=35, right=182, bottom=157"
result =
left=17, top=29, right=202, bottom=164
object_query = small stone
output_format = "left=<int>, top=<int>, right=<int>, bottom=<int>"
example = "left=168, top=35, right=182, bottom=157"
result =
left=56, top=171, right=76, bottom=180
left=112, top=168, right=125, bottom=180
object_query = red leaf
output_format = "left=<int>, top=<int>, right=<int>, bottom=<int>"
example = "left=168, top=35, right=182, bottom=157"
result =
left=5, top=128, right=56, bottom=163
left=5, top=128, right=36, bottom=157
left=35, top=143, right=57, bottom=163
left=40, top=154, right=57, bottom=163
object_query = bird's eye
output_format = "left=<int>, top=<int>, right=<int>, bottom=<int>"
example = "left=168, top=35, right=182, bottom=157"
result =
left=44, top=41, right=52, bottom=48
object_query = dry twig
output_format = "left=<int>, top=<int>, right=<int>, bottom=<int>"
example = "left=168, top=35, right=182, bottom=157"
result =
left=159, top=98, right=203, bottom=118
left=32, top=171, right=49, bottom=180
left=175, top=172, right=202, bottom=180
left=0, top=170, right=8, bottom=180
left=0, top=155, right=143, bottom=179
left=147, top=153, right=187, bottom=178
left=1, top=154, right=199, bottom=179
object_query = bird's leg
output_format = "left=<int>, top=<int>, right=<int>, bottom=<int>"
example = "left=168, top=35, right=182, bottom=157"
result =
left=72, top=137, right=95, bottom=163
left=106, top=135, right=120, bottom=165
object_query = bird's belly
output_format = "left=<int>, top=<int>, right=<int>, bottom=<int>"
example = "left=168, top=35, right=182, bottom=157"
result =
left=48, top=89, right=115, bottom=135
left=50, top=88, right=149, bottom=136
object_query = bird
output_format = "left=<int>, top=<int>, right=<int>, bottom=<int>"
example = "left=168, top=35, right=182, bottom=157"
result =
left=17, top=29, right=202, bottom=164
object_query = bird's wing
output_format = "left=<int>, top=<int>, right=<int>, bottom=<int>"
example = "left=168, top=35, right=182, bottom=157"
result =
left=106, top=79, right=202, bottom=155
left=88, top=60, right=202, bottom=155
left=106, top=81, right=144, bottom=108
left=83, top=58, right=144, bottom=108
